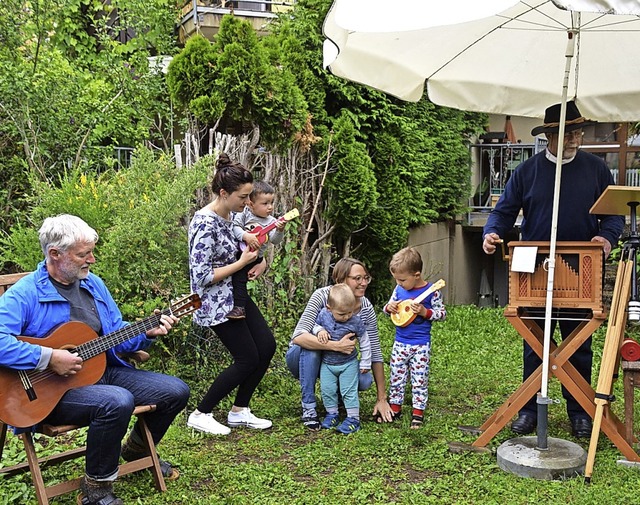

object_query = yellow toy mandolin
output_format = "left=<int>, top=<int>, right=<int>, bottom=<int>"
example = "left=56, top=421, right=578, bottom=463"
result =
left=390, top=279, right=446, bottom=328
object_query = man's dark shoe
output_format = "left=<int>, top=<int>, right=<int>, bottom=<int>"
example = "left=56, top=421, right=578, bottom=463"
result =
left=571, top=417, right=592, bottom=438
left=78, top=475, right=123, bottom=505
left=511, top=414, right=537, bottom=435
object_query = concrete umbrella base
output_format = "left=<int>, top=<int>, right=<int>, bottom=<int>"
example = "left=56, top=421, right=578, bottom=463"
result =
left=497, top=436, right=586, bottom=480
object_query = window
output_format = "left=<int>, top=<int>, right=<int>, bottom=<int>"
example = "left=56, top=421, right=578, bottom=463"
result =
left=582, top=123, right=640, bottom=186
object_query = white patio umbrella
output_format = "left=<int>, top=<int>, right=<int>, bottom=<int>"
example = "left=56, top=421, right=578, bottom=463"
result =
left=324, top=0, right=640, bottom=456
left=323, top=0, right=640, bottom=120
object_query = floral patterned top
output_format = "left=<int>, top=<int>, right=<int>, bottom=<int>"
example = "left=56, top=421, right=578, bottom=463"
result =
left=188, top=208, right=238, bottom=327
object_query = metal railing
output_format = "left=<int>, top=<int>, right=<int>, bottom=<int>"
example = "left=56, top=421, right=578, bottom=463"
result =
left=469, top=143, right=538, bottom=209
left=181, top=0, right=295, bottom=14
left=611, top=168, right=640, bottom=186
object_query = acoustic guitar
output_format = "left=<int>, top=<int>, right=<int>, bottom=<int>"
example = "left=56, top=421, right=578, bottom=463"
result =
left=0, top=293, right=201, bottom=428
left=390, top=279, right=446, bottom=328
left=239, top=209, right=300, bottom=251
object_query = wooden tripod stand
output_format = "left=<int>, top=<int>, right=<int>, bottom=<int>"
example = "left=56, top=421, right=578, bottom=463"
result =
left=585, top=186, right=640, bottom=482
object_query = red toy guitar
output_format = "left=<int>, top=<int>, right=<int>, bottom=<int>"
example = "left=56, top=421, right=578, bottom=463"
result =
left=239, top=209, right=299, bottom=251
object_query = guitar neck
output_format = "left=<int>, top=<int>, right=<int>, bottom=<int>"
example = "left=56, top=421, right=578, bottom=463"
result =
left=412, top=284, right=437, bottom=305
left=72, top=310, right=169, bottom=361
left=254, top=220, right=279, bottom=239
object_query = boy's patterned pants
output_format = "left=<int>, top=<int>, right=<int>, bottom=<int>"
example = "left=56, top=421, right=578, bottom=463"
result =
left=388, top=341, right=431, bottom=411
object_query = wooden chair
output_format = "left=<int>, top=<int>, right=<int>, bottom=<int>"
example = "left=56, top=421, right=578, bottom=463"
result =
left=0, top=271, right=29, bottom=295
left=0, top=272, right=167, bottom=504
left=0, top=406, right=166, bottom=504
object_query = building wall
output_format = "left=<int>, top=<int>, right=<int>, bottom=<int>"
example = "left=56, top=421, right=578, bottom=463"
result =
left=487, top=115, right=540, bottom=144
left=408, top=221, right=491, bottom=306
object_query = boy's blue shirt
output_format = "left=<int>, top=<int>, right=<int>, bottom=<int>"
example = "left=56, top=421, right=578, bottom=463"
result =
left=386, top=282, right=446, bottom=346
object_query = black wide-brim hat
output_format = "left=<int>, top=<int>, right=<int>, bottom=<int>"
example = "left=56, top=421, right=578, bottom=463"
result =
left=531, top=100, right=597, bottom=136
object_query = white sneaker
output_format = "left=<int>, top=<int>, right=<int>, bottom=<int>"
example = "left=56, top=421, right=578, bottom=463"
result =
left=187, top=411, right=231, bottom=435
left=227, top=408, right=272, bottom=430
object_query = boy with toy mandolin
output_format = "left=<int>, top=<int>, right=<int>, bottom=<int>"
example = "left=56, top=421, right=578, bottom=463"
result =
left=229, top=180, right=298, bottom=320
left=383, top=247, right=446, bottom=429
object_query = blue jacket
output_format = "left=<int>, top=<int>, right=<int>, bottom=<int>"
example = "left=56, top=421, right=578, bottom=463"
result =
left=0, top=261, right=155, bottom=370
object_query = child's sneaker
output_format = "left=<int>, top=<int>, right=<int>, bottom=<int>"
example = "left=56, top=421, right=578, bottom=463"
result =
left=187, top=411, right=231, bottom=435
left=226, top=306, right=246, bottom=320
left=336, top=417, right=361, bottom=435
left=302, top=408, right=320, bottom=430
left=410, top=414, right=424, bottom=429
left=227, top=408, right=272, bottom=429
left=320, top=413, right=340, bottom=429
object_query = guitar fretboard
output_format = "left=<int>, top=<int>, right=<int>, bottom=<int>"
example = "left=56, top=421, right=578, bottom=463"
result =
left=72, top=308, right=170, bottom=361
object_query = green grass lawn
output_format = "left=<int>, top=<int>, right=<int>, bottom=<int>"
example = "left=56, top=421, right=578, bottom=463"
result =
left=3, top=306, right=640, bottom=504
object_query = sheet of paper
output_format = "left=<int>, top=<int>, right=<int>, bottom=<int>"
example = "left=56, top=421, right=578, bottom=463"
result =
left=510, top=246, right=538, bottom=273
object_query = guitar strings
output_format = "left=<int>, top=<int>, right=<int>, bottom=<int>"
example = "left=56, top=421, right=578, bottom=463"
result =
left=20, top=298, right=196, bottom=388
left=22, top=315, right=164, bottom=388
left=18, top=370, right=34, bottom=389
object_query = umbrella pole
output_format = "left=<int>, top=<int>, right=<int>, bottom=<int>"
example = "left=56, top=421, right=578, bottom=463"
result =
left=536, top=137, right=563, bottom=451
left=536, top=25, right=577, bottom=451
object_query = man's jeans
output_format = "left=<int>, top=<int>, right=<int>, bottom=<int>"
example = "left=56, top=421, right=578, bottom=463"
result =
left=520, top=310, right=592, bottom=420
left=45, top=366, right=190, bottom=480
left=285, top=344, right=372, bottom=411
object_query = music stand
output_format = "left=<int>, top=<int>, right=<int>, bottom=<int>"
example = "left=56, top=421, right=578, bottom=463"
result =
left=585, top=186, right=640, bottom=482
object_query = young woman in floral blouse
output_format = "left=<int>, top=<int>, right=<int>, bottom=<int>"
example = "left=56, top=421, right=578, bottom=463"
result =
left=187, top=153, right=276, bottom=435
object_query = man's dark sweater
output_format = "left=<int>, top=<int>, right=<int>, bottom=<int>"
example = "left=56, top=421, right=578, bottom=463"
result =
left=484, top=149, right=624, bottom=246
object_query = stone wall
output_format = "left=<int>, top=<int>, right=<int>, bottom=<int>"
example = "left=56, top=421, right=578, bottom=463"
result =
left=407, top=221, right=486, bottom=306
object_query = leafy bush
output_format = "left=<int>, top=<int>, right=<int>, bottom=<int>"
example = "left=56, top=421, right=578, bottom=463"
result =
left=168, top=16, right=308, bottom=149
left=0, top=148, right=210, bottom=314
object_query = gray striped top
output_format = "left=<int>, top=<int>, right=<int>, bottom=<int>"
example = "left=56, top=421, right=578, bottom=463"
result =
left=291, top=285, right=383, bottom=364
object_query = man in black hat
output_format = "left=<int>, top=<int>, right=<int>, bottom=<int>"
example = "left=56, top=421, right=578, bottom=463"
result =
left=482, top=101, right=624, bottom=438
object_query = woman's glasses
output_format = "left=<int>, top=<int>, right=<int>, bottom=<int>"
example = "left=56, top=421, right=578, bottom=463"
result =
left=347, top=275, right=372, bottom=284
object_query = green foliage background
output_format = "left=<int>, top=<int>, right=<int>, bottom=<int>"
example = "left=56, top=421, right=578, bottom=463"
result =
left=0, top=0, right=179, bottom=232
left=263, top=0, right=487, bottom=300
left=0, top=0, right=488, bottom=305
left=167, top=16, right=309, bottom=147
left=0, top=149, right=209, bottom=309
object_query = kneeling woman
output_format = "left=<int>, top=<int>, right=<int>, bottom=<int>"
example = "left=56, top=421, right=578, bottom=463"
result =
left=286, top=258, right=393, bottom=429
